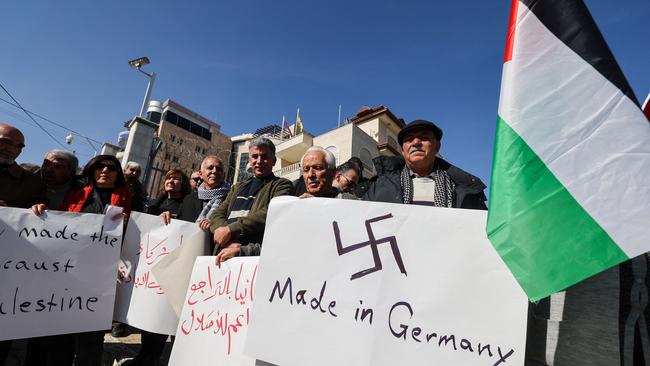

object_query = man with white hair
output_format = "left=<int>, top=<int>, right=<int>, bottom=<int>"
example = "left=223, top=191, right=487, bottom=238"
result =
left=298, top=146, right=356, bottom=199
left=165, top=155, right=231, bottom=226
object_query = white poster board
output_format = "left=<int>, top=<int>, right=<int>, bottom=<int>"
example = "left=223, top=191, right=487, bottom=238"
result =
left=244, top=197, right=528, bottom=366
left=169, top=256, right=257, bottom=366
left=152, top=231, right=211, bottom=317
left=114, top=212, right=202, bottom=335
left=0, top=206, right=123, bottom=341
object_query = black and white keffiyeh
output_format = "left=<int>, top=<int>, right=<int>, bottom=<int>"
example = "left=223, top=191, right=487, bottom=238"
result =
left=197, top=181, right=231, bottom=221
left=400, top=162, right=455, bottom=207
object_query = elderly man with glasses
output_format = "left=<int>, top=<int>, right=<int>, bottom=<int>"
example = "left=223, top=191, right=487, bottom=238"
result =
left=0, top=122, right=46, bottom=365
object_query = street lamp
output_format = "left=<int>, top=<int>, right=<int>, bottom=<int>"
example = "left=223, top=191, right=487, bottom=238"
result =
left=128, top=56, right=156, bottom=119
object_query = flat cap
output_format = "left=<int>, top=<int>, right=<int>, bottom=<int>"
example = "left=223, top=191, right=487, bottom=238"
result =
left=397, top=119, right=443, bottom=145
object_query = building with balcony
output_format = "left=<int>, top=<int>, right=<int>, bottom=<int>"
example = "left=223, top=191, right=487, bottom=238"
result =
left=229, top=105, right=405, bottom=184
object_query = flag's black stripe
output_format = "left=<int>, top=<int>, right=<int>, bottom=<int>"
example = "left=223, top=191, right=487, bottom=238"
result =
left=520, top=0, right=639, bottom=106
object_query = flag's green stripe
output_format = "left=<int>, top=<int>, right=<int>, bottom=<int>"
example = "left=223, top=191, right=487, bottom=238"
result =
left=487, top=115, right=628, bottom=301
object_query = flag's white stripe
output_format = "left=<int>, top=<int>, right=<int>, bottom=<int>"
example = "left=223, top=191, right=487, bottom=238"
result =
left=498, top=2, right=650, bottom=257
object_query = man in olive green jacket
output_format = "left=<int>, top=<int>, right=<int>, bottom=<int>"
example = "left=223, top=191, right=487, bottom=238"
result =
left=210, top=137, right=292, bottom=265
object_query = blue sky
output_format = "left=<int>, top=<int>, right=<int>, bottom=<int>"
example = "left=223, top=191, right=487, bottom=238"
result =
left=1, top=0, right=648, bottom=187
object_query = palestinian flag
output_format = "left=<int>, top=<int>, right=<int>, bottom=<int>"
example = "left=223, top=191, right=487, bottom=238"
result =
left=487, top=0, right=650, bottom=302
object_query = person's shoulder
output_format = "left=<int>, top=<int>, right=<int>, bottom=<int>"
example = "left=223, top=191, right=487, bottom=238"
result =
left=264, top=174, right=292, bottom=186
left=372, top=155, right=405, bottom=175
left=12, top=163, right=43, bottom=184
left=148, top=195, right=165, bottom=206
left=181, top=190, right=200, bottom=204
left=337, top=191, right=359, bottom=200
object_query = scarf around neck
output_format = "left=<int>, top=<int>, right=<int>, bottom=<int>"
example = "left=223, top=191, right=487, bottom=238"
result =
left=400, top=161, right=455, bottom=207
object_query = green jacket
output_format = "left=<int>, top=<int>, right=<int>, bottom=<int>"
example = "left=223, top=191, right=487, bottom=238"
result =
left=209, top=174, right=293, bottom=252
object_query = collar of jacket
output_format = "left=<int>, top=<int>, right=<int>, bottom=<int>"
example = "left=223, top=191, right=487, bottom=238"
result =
left=372, top=155, right=486, bottom=194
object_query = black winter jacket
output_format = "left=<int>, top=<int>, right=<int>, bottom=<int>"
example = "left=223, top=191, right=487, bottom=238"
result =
left=363, top=156, right=487, bottom=210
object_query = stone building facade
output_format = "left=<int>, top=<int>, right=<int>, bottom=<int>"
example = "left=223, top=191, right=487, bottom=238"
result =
left=146, top=99, right=232, bottom=196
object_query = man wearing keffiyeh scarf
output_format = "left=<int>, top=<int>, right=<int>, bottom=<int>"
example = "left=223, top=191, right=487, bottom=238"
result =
left=163, top=156, right=232, bottom=228
left=363, top=120, right=487, bottom=209
left=196, top=180, right=231, bottom=221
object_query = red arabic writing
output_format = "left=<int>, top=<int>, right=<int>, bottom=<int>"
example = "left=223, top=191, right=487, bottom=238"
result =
left=180, top=262, right=258, bottom=355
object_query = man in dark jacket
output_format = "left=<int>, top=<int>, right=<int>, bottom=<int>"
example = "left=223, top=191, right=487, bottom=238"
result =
left=0, top=122, right=46, bottom=365
left=210, top=137, right=292, bottom=264
left=25, top=149, right=85, bottom=366
left=363, top=119, right=486, bottom=209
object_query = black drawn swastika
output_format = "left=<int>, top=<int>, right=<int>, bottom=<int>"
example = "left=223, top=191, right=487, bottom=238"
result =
left=332, top=213, right=407, bottom=280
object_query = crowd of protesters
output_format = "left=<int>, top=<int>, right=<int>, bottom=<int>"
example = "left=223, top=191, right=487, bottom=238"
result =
left=0, top=119, right=491, bottom=366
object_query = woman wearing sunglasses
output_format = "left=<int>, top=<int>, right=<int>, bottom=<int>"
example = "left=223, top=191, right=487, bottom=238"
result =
left=60, top=155, right=131, bottom=365
left=60, top=155, right=132, bottom=216
left=28, top=155, right=131, bottom=365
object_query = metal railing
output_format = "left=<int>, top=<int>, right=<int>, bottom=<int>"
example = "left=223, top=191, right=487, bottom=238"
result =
left=273, top=161, right=301, bottom=177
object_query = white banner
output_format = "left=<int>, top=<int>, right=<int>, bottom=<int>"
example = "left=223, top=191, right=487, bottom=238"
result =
left=114, top=212, right=202, bottom=335
left=152, top=230, right=210, bottom=317
left=244, top=197, right=528, bottom=366
left=169, top=256, right=257, bottom=366
left=0, top=206, right=123, bottom=341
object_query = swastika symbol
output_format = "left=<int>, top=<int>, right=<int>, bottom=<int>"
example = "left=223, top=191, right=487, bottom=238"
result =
left=332, top=213, right=407, bottom=280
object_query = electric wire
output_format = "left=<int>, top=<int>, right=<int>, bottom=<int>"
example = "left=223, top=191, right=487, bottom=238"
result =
left=0, top=95, right=102, bottom=145
left=0, top=81, right=68, bottom=150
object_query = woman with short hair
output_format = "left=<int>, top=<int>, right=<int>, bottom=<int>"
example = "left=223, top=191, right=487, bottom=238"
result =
left=146, top=169, right=190, bottom=216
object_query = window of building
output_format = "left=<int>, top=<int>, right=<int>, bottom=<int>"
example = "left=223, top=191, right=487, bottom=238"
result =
left=237, top=153, right=250, bottom=182
left=164, top=153, right=170, bottom=160
left=172, top=156, right=179, bottom=163
left=170, top=135, right=176, bottom=142
left=163, top=110, right=212, bottom=141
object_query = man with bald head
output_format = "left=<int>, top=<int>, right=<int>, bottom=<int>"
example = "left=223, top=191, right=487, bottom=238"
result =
left=0, top=123, right=45, bottom=365
left=0, top=123, right=45, bottom=208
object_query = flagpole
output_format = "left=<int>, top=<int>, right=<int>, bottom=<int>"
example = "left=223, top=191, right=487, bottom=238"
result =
left=295, top=108, right=300, bottom=135
left=281, top=115, right=287, bottom=139
left=338, top=105, right=341, bottom=128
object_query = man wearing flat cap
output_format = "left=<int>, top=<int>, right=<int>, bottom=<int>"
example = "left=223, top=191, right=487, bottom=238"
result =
left=363, top=119, right=487, bottom=209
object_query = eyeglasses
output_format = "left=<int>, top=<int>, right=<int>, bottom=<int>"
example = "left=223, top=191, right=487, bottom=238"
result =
left=0, top=137, right=25, bottom=149
left=340, top=174, right=357, bottom=188
left=191, top=177, right=202, bottom=182
left=94, top=163, right=118, bottom=172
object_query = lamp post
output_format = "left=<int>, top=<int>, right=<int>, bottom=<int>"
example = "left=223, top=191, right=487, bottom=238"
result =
left=128, top=56, right=156, bottom=118
left=126, top=56, right=159, bottom=193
